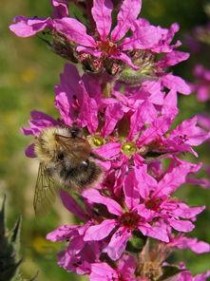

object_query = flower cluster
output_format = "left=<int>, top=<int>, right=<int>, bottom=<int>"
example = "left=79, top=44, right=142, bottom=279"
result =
left=10, top=0, right=210, bottom=280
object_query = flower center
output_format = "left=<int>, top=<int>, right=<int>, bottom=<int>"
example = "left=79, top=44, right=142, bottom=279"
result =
left=145, top=198, right=161, bottom=211
left=97, top=40, right=118, bottom=56
left=93, top=135, right=105, bottom=146
left=119, top=211, right=139, bottom=230
left=88, top=135, right=105, bottom=148
left=121, top=142, right=137, bottom=156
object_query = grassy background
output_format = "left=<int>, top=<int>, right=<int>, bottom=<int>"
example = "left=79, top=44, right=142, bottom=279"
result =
left=0, top=0, right=210, bottom=280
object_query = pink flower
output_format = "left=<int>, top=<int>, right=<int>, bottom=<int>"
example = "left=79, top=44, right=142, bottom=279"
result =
left=134, top=160, right=204, bottom=233
left=192, top=65, right=210, bottom=102
left=81, top=160, right=203, bottom=260
left=9, top=0, right=172, bottom=70
left=47, top=223, right=102, bottom=275
left=82, top=184, right=169, bottom=260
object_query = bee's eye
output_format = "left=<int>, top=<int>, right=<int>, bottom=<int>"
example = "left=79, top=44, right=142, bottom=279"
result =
left=80, top=160, right=89, bottom=168
left=57, top=152, right=64, bottom=160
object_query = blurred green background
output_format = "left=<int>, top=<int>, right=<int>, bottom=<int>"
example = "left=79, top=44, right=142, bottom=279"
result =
left=0, top=0, right=210, bottom=280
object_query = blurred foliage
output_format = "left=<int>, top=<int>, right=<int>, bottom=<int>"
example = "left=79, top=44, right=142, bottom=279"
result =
left=0, top=196, right=21, bottom=281
left=0, top=0, right=210, bottom=280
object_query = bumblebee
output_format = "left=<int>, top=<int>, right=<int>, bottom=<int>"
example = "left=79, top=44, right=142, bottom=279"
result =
left=34, top=126, right=102, bottom=215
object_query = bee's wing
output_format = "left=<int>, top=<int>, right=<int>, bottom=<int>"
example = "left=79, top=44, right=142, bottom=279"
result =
left=56, top=134, right=90, bottom=161
left=34, top=163, right=57, bottom=216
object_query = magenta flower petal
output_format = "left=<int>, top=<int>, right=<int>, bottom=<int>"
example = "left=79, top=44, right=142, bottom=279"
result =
left=9, top=16, right=52, bottom=37
left=123, top=171, right=140, bottom=210
left=162, top=90, right=178, bottom=120
left=25, top=144, right=36, bottom=158
left=59, top=190, right=88, bottom=221
left=51, top=0, right=69, bottom=18
left=177, top=270, right=210, bottom=281
left=169, top=116, right=210, bottom=146
left=82, top=189, right=123, bottom=216
left=90, top=263, right=117, bottom=281
left=152, top=23, right=180, bottom=53
left=54, top=18, right=96, bottom=47
left=197, top=114, right=210, bottom=132
left=93, top=142, right=121, bottom=159
left=54, top=90, right=74, bottom=126
left=58, top=63, right=81, bottom=94
left=112, top=52, right=139, bottom=69
left=104, top=226, right=132, bottom=260
left=128, top=100, right=157, bottom=140
left=111, top=0, right=142, bottom=41
left=122, top=23, right=163, bottom=50
left=141, top=80, right=164, bottom=105
left=194, top=271, right=210, bottom=281
left=101, top=103, right=124, bottom=137
left=156, top=160, right=200, bottom=197
left=168, top=218, right=194, bottom=232
left=134, top=165, right=157, bottom=199
left=137, top=116, right=170, bottom=146
left=174, top=203, right=205, bottom=219
left=171, top=236, right=210, bottom=254
left=84, top=219, right=116, bottom=241
left=161, top=73, right=191, bottom=95
left=22, top=110, right=58, bottom=137
left=76, top=46, right=102, bottom=57
left=157, top=50, right=190, bottom=68
left=139, top=223, right=169, bottom=242
left=78, top=82, right=99, bottom=133
left=92, top=0, right=113, bottom=40
left=46, top=225, right=77, bottom=241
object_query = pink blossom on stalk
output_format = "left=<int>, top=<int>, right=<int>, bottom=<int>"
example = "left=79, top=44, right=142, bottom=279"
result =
left=11, top=0, right=210, bottom=279
left=192, top=65, right=210, bottom=102
left=9, top=0, right=175, bottom=69
left=81, top=160, right=204, bottom=261
left=49, top=0, right=166, bottom=68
